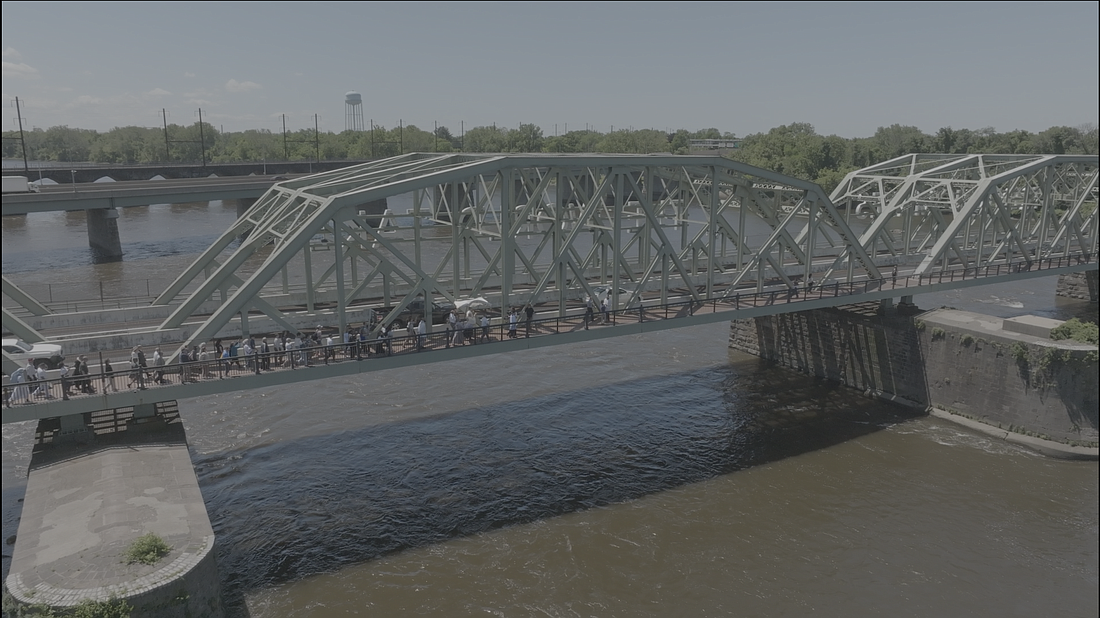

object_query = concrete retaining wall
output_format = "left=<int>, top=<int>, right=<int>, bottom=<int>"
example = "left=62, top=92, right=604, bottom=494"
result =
left=729, top=305, right=1099, bottom=448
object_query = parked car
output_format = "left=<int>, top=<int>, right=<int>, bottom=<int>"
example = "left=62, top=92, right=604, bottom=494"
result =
left=2, top=338, right=64, bottom=369
left=586, top=285, right=642, bottom=309
left=378, top=299, right=456, bottom=328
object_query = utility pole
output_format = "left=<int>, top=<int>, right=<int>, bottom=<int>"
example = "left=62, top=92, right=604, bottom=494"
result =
left=14, top=97, right=29, bottom=174
left=197, top=108, right=207, bottom=166
left=161, top=108, right=170, bottom=160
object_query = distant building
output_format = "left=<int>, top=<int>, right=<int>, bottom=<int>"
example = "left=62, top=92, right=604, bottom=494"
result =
left=689, top=138, right=742, bottom=153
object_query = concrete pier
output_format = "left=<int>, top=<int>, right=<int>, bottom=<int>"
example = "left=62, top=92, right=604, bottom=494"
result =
left=86, top=207, right=123, bottom=262
left=5, top=402, right=223, bottom=617
left=235, top=197, right=257, bottom=220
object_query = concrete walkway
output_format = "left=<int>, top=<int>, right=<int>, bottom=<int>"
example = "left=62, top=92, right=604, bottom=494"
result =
left=5, top=411, right=222, bottom=615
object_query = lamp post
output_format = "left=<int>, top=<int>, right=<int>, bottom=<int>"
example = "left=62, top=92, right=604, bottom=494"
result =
left=71, top=169, right=77, bottom=193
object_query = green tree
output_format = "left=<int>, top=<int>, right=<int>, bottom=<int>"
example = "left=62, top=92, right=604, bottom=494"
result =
left=462, top=125, right=510, bottom=152
left=510, top=123, right=544, bottom=152
left=870, top=124, right=932, bottom=160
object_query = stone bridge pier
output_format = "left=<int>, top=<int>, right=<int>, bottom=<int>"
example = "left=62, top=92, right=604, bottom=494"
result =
left=1056, top=270, right=1099, bottom=302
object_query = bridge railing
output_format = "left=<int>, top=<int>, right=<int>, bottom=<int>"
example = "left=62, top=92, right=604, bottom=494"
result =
left=4, top=253, right=1095, bottom=409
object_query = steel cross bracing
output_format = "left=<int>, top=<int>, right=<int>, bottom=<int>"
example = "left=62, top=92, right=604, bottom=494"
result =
left=87, top=152, right=1087, bottom=360
left=830, top=154, right=1098, bottom=278
left=142, top=154, right=884, bottom=358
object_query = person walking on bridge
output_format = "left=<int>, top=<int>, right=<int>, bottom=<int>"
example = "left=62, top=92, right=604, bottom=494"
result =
left=445, top=310, right=458, bottom=348
left=260, top=337, right=271, bottom=370
left=7, top=365, right=30, bottom=406
left=101, top=358, right=116, bottom=393
left=153, top=347, right=167, bottom=384
left=58, top=362, right=72, bottom=400
left=32, top=363, right=50, bottom=399
left=524, top=303, right=534, bottom=337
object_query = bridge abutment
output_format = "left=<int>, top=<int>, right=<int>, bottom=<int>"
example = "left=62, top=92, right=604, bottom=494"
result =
left=729, top=305, right=1098, bottom=457
left=5, top=402, right=224, bottom=617
left=86, top=207, right=123, bottom=262
left=1056, top=270, right=1099, bottom=302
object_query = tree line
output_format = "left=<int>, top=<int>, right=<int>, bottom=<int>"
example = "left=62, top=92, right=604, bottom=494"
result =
left=3, top=121, right=1096, bottom=193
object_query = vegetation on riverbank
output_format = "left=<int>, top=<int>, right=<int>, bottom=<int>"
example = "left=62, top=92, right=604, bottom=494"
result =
left=5, top=122, right=1095, bottom=194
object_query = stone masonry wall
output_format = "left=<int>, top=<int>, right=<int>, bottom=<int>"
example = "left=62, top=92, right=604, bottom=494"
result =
left=1056, top=270, right=1099, bottom=302
left=729, top=305, right=1099, bottom=445
left=728, top=305, right=928, bottom=405
left=917, top=322, right=1098, bottom=444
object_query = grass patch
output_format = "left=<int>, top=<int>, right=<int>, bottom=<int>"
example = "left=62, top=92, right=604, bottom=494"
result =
left=124, top=533, right=170, bottom=566
left=71, top=599, right=133, bottom=618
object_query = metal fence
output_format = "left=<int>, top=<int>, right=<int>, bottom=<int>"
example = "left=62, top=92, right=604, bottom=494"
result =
left=6, top=252, right=1094, bottom=408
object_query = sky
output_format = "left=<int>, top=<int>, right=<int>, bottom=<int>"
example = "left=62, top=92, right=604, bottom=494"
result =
left=2, top=2, right=1098, bottom=138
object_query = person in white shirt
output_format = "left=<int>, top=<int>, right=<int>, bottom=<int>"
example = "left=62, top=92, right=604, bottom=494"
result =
left=33, top=363, right=50, bottom=399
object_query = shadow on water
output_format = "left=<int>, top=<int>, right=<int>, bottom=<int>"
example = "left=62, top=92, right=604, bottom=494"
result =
left=197, top=358, right=922, bottom=616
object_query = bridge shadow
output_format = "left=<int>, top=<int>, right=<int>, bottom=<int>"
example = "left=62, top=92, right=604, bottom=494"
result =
left=194, top=359, right=922, bottom=616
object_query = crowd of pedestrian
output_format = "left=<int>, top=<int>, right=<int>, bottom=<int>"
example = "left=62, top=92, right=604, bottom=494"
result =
left=4, top=303, right=562, bottom=406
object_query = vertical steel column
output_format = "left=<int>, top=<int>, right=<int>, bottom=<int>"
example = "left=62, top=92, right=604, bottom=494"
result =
left=612, top=169, right=623, bottom=310
left=501, top=167, right=514, bottom=313
left=303, top=238, right=315, bottom=312
left=333, top=218, right=347, bottom=337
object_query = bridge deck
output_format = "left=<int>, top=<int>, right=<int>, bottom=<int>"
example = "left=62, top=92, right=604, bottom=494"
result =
left=4, top=255, right=1094, bottom=424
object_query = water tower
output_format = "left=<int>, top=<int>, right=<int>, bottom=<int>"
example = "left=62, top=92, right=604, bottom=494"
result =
left=345, top=91, right=365, bottom=132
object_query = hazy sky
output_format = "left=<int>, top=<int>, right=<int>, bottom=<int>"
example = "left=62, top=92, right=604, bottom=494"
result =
left=2, top=2, right=1097, bottom=138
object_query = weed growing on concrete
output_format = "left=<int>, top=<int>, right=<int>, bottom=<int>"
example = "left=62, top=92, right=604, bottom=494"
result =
left=915, top=320, right=926, bottom=331
left=931, top=327, right=946, bottom=340
left=1, top=586, right=131, bottom=618
left=124, top=532, right=171, bottom=566
left=961, top=334, right=975, bottom=346
left=70, top=599, right=133, bottom=618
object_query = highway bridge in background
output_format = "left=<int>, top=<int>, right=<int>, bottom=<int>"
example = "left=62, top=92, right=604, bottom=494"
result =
left=1, top=159, right=369, bottom=184
left=2, top=176, right=285, bottom=215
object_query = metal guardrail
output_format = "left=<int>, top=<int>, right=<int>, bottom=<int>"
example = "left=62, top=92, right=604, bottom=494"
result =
left=5, top=253, right=1094, bottom=410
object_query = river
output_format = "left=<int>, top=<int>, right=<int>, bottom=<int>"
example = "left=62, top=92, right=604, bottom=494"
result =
left=2, top=202, right=1097, bottom=617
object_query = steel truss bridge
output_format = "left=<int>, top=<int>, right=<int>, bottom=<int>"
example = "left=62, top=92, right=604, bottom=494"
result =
left=3, top=152, right=1097, bottom=423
